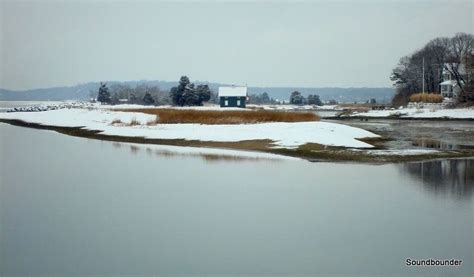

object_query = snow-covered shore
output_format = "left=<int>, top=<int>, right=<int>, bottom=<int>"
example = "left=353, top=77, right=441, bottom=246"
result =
left=346, top=106, right=474, bottom=119
left=4, top=101, right=95, bottom=112
left=4, top=101, right=473, bottom=119
left=0, top=108, right=379, bottom=148
left=103, top=103, right=473, bottom=120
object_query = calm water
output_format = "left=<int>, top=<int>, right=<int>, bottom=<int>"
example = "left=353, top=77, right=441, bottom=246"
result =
left=0, top=123, right=472, bottom=276
left=340, top=119, right=474, bottom=150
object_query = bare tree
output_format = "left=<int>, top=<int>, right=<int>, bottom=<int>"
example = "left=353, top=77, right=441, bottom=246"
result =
left=459, top=54, right=474, bottom=102
left=443, top=33, right=474, bottom=94
left=425, top=37, right=450, bottom=92
left=391, top=32, right=474, bottom=105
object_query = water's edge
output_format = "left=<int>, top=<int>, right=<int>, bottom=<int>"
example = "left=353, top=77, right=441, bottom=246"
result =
left=2, top=118, right=473, bottom=163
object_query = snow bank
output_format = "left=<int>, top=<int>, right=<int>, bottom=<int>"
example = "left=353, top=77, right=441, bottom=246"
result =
left=348, top=107, right=474, bottom=119
left=0, top=108, right=157, bottom=128
left=0, top=108, right=379, bottom=148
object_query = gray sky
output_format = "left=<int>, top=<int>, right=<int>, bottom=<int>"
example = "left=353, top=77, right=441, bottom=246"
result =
left=0, top=0, right=472, bottom=90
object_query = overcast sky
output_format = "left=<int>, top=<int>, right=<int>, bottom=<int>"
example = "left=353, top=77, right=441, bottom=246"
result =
left=0, top=0, right=472, bottom=90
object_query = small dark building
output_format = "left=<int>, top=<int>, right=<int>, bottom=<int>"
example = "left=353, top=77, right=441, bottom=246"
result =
left=218, top=86, right=248, bottom=108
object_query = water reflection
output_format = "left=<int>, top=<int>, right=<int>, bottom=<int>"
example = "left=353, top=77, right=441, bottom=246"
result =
left=412, top=138, right=474, bottom=150
left=401, top=159, right=474, bottom=198
left=109, top=141, right=287, bottom=163
left=147, top=148, right=284, bottom=163
left=111, top=142, right=122, bottom=149
left=2, top=123, right=473, bottom=276
left=129, top=145, right=140, bottom=154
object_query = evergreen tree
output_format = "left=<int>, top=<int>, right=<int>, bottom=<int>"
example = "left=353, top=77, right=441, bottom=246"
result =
left=169, top=87, right=179, bottom=105
left=196, top=84, right=211, bottom=104
left=170, top=76, right=190, bottom=106
left=307, top=94, right=322, bottom=106
left=290, top=91, right=305, bottom=105
left=142, top=92, right=155, bottom=105
left=170, top=76, right=211, bottom=106
left=182, top=92, right=200, bottom=105
left=178, top=76, right=190, bottom=91
left=97, top=82, right=111, bottom=104
left=182, top=83, right=199, bottom=106
left=261, top=92, right=271, bottom=103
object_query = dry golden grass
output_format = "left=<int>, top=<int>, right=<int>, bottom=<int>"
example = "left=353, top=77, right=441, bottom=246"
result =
left=409, top=93, right=444, bottom=103
left=118, top=108, right=319, bottom=124
left=337, top=104, right=371, bottom=113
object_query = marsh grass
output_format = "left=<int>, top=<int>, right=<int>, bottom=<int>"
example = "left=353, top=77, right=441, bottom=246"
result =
left=409, top=93, right=444, bottom=103
left=111, top=118, right=123, bottom=125
left=117, top=108, right=319, bottom=124
left=128, top=118, right=141, bottom=126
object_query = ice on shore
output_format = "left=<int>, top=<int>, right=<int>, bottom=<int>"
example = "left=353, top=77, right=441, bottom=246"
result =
left=348, top=107, right=474, bottom=119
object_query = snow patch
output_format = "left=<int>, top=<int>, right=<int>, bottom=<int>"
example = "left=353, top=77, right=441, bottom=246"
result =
left=349, top=107, right=474, bottom=119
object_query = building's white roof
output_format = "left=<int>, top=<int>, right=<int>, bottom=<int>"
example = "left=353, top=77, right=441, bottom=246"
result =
left=218, top=86, right=247, bottom=97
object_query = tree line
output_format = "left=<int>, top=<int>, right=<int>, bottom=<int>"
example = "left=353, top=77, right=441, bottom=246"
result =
left=391, top=32, right=474, bottom=105
left=97, top=83, right=170, bottom=106
left=169, top=76, right=211, bottom=106
left=97, top=76, right=215, bottom=106
left=289, top=91, right=323, bottom=105
left=96, top=76, right=338, bottom=106
left=247, top=92, right=278, bottom=104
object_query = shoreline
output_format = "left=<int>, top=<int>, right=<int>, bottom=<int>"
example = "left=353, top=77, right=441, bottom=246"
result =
left=2, top=118, right=473, bottom=163
left=328, top=116, right=474, bottom=121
